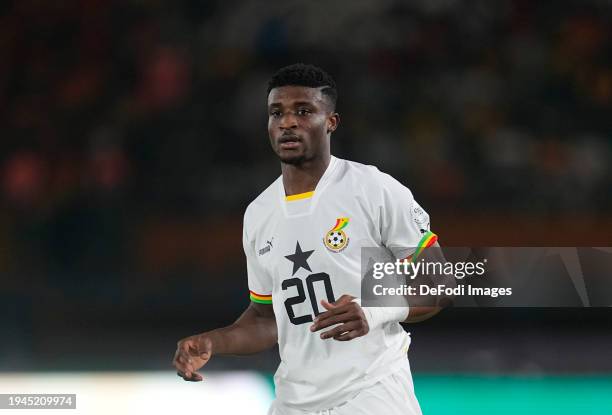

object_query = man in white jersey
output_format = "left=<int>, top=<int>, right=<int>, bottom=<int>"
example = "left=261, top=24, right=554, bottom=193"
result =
left=173, top=63, right=443, bottom=415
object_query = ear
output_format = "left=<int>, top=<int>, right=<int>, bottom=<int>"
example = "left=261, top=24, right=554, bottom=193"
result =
left=327, top=113, right=340, bottom=134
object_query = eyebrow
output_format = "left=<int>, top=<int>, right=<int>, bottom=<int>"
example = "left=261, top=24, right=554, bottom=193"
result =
left=268, top=101, right=316, bottom=108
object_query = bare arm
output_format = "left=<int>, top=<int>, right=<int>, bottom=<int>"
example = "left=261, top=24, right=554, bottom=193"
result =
left=402, top=241, right=453, bottom=323
left=206, top=301, right=277, bottom=355
left=173, top=302, right=276, bottom=381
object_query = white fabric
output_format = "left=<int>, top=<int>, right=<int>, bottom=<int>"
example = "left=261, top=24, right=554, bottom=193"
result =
left=267, top=363, right=422, bottom=415
left=353, top=297, right=410, bottom=331
left=243, top=156, right=432, bottom=412
left=362, top=306, right=410, bottom=331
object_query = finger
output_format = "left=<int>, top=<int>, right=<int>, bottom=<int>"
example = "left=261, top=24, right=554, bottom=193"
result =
left=321, top=299, right=335, bottom=311
left=321, top=294, right=352, bottom=310
left=314, top=307, right=340, bottom=323
left=180, top=341, right=192, bottom=352
left=321, top=294, right=354, bottom=311
left=176, top=353, right=194, bottom=369
left=315, top=301, right=358, bottom=325
left=187, top=343, right=205, bottom=357
left=310, top=311, right=353, bottom=332
left=335, top=294, right=355, bottom=303
left=175, top=352, right=189, bottom=363
left=185, top=372, right=203, bottom=382
left=173, top=355, right=187, bottom=374
left=312, top=309, right=338, bottom=326
left=173, top=347, right=186, bottom=363
left=176, top=357, right=195, bottom=376
left=182, top=367, right=192, bottom=378
left=182, top=341, right=201, bottom=357
left=177, top=371, right=203, bottom=382
left=316, top=301, right=354, bottom=322
left=182, top=340, right=204, bottom=358
left=177, top=350, right=195, bottom=373
left=319, top=321, right=359, bottom=340
left=335, top=330, right=362, bottom=341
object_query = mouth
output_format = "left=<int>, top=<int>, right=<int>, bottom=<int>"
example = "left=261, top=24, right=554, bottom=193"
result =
left=278, top=135, right=302, bottom=150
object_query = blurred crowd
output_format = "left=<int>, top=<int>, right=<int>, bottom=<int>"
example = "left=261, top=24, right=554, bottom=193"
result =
left=0, top=0, right=611, bottom=367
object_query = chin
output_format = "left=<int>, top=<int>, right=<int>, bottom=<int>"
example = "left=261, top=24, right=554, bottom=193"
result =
left=277, top=151, right=307, bottom=165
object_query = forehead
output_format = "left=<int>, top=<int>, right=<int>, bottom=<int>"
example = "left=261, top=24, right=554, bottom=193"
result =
left=267, top=85, right=326, bottom=107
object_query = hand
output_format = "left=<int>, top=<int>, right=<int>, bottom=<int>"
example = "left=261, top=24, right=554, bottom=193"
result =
left=173, top=334, right=213, bottom=382
left=309, top=294, right=369, bottom=341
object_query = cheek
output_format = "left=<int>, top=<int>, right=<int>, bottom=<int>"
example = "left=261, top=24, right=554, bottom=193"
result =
left=307, top=119, right=327, bottom=138
left=268, top=120, right=276, bottom=136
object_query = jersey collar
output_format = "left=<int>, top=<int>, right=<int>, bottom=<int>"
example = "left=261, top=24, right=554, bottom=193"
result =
left=278, top=156, right=340, bottom=217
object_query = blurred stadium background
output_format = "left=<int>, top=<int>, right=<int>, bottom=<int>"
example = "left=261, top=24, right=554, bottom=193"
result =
left=1, top=0, right=611, bottom=413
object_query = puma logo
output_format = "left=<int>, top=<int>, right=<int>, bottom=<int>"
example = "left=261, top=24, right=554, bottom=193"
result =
left=259, top=238, right=274, bottom=256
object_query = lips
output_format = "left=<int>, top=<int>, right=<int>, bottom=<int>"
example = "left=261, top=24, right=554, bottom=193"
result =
left=279, top=135, right=300, bottom=143
left=278, top=135, right=302, bottom=150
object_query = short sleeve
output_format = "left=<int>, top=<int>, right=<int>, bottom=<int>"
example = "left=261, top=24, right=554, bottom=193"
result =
left=378, top=173, right=438, bottom=260
left=243, top=214, right=273, bottom=304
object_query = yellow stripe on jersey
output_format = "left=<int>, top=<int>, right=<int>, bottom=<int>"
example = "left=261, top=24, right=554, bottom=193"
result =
left=249, top=290, right=272, bottom=304
left=285, top=191, right=314, bottom=201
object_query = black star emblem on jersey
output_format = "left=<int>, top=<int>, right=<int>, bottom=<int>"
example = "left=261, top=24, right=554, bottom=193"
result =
left=285, top=241, right=314, bottom=276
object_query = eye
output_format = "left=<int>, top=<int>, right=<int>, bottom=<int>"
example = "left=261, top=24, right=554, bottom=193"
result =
left=270, top=110, right=282, bottom=118
left=297, top=108, right=312, bottom=116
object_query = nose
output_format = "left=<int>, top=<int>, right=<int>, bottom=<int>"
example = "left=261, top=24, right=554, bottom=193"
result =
left=279, top=112, right=298, bottom=131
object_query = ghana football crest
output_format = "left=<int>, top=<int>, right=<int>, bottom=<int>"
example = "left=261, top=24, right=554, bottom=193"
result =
left=324, top=217, right=350, bottom=252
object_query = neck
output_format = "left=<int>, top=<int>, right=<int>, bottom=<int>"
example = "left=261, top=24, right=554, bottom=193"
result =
left=281, top=153, right=331, bottom=196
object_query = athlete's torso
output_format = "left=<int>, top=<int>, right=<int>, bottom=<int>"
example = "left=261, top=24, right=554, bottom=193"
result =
left=244, top=157, right=428, bottom=410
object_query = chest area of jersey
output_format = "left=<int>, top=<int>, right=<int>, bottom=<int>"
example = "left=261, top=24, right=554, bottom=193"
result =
left=255, top=205, right=377, bottom=288
left=260, top=210, right=374, bottom=326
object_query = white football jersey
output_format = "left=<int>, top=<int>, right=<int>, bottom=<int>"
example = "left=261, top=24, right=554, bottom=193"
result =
left=243, top=156, right=436, bottom=411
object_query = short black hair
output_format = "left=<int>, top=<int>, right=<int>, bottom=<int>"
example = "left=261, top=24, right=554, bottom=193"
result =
left=267, top=63, right=337, bottom=110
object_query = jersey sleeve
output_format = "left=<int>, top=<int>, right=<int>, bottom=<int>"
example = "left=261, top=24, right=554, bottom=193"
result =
left=378, top=172, right=438, bottom=260
left=243, top=214, right=273, bottom=304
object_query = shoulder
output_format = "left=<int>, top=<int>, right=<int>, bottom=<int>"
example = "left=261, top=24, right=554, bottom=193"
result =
left=338, top=157, right=415, bottom=202
left=243, top=176, right=281, bottom=237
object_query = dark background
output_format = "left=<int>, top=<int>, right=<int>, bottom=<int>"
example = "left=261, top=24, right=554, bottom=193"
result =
left=1, top=0, right=611, bottom=373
